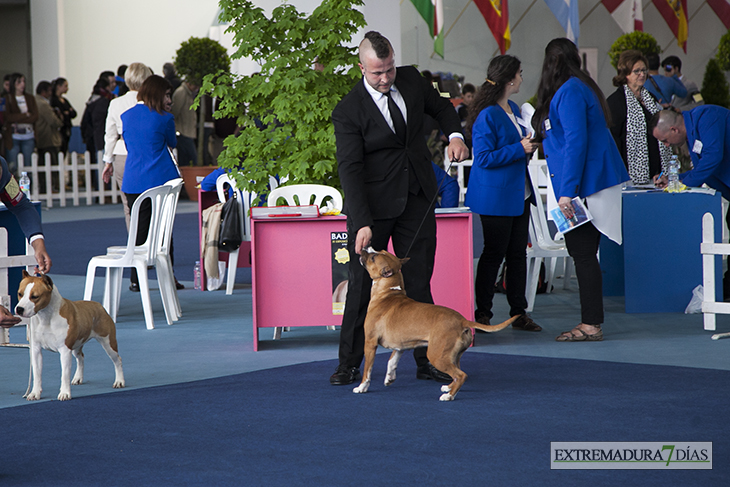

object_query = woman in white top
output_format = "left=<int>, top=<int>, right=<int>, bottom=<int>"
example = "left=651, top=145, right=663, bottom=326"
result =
left=2, top=73, right=38, bottom=174
left=101, top=62, right=153, bottom=228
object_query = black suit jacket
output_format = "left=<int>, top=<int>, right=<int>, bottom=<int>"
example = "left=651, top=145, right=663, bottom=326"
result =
left=332, top=66, right=462, bottom=231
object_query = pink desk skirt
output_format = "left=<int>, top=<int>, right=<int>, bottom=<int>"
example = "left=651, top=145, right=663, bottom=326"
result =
left=251, top=213, right=474, bottom=351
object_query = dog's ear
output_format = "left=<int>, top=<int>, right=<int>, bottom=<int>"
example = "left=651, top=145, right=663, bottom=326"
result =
left=22, top=270, right=30, bottom=278
left=381, top=266, right=394, bottom=278
left=400, top=257, right=410, bottom=266
left=41, top=274, right=54, bottom=290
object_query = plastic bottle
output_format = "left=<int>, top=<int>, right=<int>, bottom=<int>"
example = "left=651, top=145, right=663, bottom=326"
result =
left=193, top=261, right=201, bottom=291
left=667, top=155, right=681, bottom=193
left=19, top=172, right=31, bottom=199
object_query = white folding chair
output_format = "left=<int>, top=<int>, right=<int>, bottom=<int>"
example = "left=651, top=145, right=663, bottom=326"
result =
left=525, top=161, right=572, bottom=312
left=84, top=184, right=170, bottom=330
left=266, top=184, right=343, bottom=339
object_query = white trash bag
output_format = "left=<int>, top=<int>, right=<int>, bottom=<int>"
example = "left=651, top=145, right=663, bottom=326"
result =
left=207, top=261, right=227, bottom=291
left=684, top=285, right=704, bottom=314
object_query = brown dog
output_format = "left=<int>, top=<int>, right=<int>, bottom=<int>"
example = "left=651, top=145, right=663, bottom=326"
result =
left=353, top=248, right=516, bottom=401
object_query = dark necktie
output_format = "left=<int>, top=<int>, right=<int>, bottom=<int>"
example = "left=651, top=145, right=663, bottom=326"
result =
left=385, top=91, right=406, bottom=142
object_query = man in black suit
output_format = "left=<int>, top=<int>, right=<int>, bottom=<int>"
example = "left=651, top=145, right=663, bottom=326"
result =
left=330, top=31, right=469, bottom=385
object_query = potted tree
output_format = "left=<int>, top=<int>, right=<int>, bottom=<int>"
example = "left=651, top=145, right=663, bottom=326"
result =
left=194, top=0, right=366, bottom=198
left=173, top=36, right=230, bottom=200
left=608, top=31, right=660, bottom=69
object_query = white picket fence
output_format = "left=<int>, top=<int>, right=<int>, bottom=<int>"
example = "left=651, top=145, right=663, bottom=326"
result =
left=17, top=151, right=122, bottom=208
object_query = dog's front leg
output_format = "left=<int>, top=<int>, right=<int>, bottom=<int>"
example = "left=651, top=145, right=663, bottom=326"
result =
left=25, top=343, right=43, bottom=401
left=71, top=349, right=84, bottom=385
left=57, top=347, right=74, bottom=401
left=353, top=340, right=377, bottom=394
left=384, top=350, right=403, bottom=386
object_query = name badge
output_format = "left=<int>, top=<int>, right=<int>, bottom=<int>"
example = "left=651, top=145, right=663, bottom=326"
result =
left=693, top=140, right=703, bottom=154
left=544, top=119, right=552, bottom=131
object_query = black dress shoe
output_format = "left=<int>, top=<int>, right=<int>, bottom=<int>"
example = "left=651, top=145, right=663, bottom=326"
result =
left=175, top=279, right=185, bottom=290
left=416, top=363, right=452, bottom=383
left=129, top=283, right=140, bottom=292
left=330, top=365, right=361, bottom=385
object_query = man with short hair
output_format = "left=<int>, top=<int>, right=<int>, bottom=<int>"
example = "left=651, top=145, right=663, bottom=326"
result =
left=330, top=31, right=469, bottom=385
left=651, top=106, right=730, bottom=296
left=644, top=53, right=687, bottom=107
left=662, top=55, right=704, bottom=111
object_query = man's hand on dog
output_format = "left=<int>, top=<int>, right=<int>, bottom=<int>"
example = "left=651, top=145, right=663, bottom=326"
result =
left=0, top=305, right=21, bottom=327
left=355, top=226, right=373, bottom=255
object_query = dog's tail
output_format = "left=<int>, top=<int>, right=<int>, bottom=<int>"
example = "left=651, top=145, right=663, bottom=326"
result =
left=469, top=315, right=518, bottom=333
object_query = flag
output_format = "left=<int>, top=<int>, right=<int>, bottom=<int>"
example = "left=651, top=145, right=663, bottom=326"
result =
left=411, top=0, right=445, bottom=58
left=473, top=0, right=511, bottom=54
left=602, top=0, right=643, bottom=33
left=651, top=0, right=688, bottom=52
left=543, top=0, right=580, bottom=44
left=707, top=0, right=730, bottom=30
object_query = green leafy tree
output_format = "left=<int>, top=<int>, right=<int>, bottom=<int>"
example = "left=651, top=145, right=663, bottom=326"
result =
left=174, top=37, right=231, bottom=164
left=717, top=30, right=730, bottom=71
left=701, top=58, right=730, bottom=108
left=197, top=0, right=366, bottom=196
left=608, top=32, right=660, bottom=69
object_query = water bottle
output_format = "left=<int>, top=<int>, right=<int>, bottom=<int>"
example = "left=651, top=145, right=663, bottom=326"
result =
left=19, top=172, right=31, bottom=199
left=667, top=155, right=681, bottom=193
left=193, top=261, right=202, bottom=291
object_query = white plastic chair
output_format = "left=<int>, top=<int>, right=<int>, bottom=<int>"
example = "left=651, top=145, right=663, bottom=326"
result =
left=155, top=178, right=184, bottom=323
left=266, top=184, right=343, bottom=339
left=215, top=173, right=259, bottom=295
left=84, top=184, right=170, bottom=330
left=525, top=161, right=572, bottom=312
left=267, top=184, right=342, bottom=211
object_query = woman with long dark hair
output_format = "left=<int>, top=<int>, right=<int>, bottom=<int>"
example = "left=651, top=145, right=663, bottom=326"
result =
left=465, top=55, right=540, bottom=331
left=3, top=73, right=38, bottom=173
left=50, top=77, right=77, bottom=155
left=532, top=38, right=629, bottom=342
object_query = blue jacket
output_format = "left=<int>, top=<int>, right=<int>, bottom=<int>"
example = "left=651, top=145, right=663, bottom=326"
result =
left=121, top=104, right=179, bottom=194
left=542, top=78, right=629, bottom=200
left=432, top=162, right=459, bottom=208
left=680, top=105, right=730, bottom=200
left=645, top=74, right=687, bottom=105
left=465, top=101, right=534, bottom=216
left=0, top=155, right=42, bottom=240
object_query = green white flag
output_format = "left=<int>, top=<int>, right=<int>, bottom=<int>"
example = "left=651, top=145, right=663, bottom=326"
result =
left=411, top=0, right=444, bottom=58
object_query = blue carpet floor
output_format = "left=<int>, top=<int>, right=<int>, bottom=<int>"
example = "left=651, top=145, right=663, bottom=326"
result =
left=0, top=353, right=727, bottom=486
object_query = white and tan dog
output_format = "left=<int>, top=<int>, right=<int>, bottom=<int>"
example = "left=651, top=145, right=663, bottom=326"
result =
left=354, top=248, right=516, bottom=401
left=15, top=270, right=124, bottom=401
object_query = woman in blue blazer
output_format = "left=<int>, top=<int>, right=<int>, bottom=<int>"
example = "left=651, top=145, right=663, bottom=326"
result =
left=532, top=38, right=630, bottom=342
left=120, top=74, right=181, bottom=291
left=465, top=55, right=541, bottom=332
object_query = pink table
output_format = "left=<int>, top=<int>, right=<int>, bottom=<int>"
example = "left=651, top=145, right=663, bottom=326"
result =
left=251, top=212, right=474, bottom=350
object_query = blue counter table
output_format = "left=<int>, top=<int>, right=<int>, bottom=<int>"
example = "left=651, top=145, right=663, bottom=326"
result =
left=600, top=189, right=723, bottom=313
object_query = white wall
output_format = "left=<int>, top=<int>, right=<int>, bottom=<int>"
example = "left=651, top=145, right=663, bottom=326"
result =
left=400, top=0, right=727, bottom=105
left=27, top=0, right=728, bottom=123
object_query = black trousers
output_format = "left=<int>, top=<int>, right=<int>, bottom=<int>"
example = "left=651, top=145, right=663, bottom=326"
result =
left=475, top=200, right=530, bottom=320
left=338, top=190, right=436, bottom=369
left=125, top=192, right=174, bottom=285
left=563, top=221, right=603, bottom=325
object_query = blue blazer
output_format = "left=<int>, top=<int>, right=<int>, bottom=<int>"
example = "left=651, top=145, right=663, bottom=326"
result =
left=465, top=101, right=535, bottom=216
left=680, top=105, right=730, bottom=200
left=121, top=104, right=179, bottom=194
left=542, top=77, right=629, bottom=200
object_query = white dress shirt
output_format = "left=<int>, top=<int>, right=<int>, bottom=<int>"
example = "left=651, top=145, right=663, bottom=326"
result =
left=103, top=90, right=138, bottom=163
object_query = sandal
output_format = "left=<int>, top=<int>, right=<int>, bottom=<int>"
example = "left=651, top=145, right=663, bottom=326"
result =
left=555, top=327, right=603, bottom=342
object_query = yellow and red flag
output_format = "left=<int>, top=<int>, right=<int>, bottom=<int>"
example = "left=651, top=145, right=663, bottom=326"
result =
left=652, top=0, right=688, bottom=52
left=474, top=0, right=511, bottom=55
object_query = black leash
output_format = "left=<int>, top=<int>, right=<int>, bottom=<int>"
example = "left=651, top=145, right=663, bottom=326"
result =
left=403, top=158, right=457, bottom=259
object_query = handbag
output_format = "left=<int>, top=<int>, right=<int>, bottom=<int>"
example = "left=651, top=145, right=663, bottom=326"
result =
left=218, top=192, right=243, bottom=251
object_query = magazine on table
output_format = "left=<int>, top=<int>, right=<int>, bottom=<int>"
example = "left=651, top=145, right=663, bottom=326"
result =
left=549, top=197, right=592, bottom=234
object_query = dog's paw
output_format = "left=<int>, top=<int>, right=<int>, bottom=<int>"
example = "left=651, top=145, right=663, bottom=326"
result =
left=71, top=378, right=83, bottom=385
left=57, top=392, right=71, bottom=401
left=384, top=373, right=396, bottom=386
left=439, top=393, right=455, bottom=401
left=25, top=391, right=41, bottom=401
left=113, top=380, right=125, bottom=389
left=353, top=382, right=369, bottom=394
left=440, top=384, right=452, bottom=393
